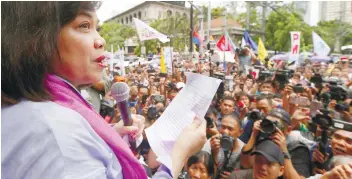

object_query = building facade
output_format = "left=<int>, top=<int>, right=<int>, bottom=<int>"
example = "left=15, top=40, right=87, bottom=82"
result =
left=105, top=1, right=189, bottom=54
left=105, top=1, right=189, bottom=26
left=319, top=1, right=352, bottom=24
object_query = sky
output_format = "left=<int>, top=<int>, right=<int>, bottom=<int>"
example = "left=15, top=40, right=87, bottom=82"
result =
left=96, top=0, right=233, bottom=23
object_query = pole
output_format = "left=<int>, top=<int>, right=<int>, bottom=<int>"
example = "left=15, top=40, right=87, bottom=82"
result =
left=190, top=2, right=194, bottom=53
left=207, top=1, right=211, bottom=45
left=261, top=2, right=267, bottom=41
left=223, top=10, right=227, bottom=73
left=246, top=2, right=250, bottom=30
left=199, top=9, right=204, bottom=58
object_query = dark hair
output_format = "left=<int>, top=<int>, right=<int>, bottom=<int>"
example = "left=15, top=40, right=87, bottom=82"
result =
left=1, top=2, right=101, bottom=106
left=259, top=80, right=276, bottom=89
left=187, top=151, right=214, bottom=177
left=235, top=92, right=250, bottom=101
left=222, top=114, right=241, bottom=127
left=206, top=107, right=218, bottom=117
left=256, top=95, right=273, bottom=107
left=221, top=96, right=236, bottom=105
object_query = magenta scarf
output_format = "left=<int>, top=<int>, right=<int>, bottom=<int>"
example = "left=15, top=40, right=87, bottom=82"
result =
left=45, top=74, right=147, bottom=179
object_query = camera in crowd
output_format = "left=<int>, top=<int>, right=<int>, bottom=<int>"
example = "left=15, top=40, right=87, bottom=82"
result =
left=205, top=116, right=214, bottom=129
left=247, top=110, right=265, bottom=121
left=100, top=99, right=115, bottom=118
left=258, top=70, right=273, bottom=82
left=260, top=118, right=283, bottom=135
left=220, top=134, right=235, bottom=152
left=274, top=69, right=294, bottom=89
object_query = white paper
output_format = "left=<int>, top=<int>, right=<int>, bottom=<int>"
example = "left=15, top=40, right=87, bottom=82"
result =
left=145, top=73, right=221, bottom=174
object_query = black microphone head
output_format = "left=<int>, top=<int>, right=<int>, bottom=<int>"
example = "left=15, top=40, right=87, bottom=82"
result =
left=111, top=82, right=130, bottom=103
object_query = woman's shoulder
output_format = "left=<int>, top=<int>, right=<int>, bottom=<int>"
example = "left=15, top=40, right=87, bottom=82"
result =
left=2, top=100, right=118, bottom=179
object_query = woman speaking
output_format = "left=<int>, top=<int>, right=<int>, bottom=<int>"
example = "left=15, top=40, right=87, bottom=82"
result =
left=1, top=2, right=206, bottom=179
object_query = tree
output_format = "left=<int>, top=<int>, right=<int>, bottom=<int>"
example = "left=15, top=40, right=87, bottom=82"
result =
left=211, top=7, right=226, bottom=20
left=264, top=6, right=311, bottom=52
left=313, top=20, right=352, bottom=52
left=99, top=22, right=136, bottom=51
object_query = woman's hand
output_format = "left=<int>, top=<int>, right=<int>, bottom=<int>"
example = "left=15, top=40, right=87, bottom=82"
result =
left=171, top=116, right=207, bottom=177
left=112, top=114, right=145, bottom=140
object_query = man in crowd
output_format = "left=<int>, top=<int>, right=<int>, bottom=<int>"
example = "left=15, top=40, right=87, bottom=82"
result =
left=240, top=108, right=312, bottom=178
left=210, top=114, right=244, bottom=179
left=216, top=96, right=237, bottom=128
left=229, top=140, right=285, bottom=179
left=240, top=95, right=274, bottom=143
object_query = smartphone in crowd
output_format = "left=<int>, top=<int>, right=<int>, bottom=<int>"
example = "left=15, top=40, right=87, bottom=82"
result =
left=310, top=100, right=323, bottom=116
left=289, top=95, right=310, bottom=106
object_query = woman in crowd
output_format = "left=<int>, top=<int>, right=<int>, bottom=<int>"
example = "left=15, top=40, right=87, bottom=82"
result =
left=1, top=2, right=206, bottom=179
left=186, top=151, right=215, bottom=179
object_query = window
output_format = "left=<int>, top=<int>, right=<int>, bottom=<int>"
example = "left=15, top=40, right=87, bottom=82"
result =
left=121, top=19, right=124, bottom=24
left=138, top=11, right=142, bottom=19
left=134, top=13, right=136, bottom=18
left=167, top=10, right=172, bottom=16
left=117, top=20, right=120, bottom=23
left=129, top=15, right=132, bottom=22
left=126, top=17, right=128, bottom=24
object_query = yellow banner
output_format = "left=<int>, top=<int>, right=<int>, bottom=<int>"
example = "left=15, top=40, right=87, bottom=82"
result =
left=160, top=47, right=167, bottom=73
left=258, top=37, right=271, bottom=67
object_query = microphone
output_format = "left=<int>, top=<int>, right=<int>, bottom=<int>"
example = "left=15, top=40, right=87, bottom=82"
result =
left=111, top=82, right=136, bottom=152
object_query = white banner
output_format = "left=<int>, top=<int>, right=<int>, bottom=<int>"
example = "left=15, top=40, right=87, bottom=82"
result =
left=133, top=18, right=170, bottom=43
left=164, top=47, right=173, bottom=73
left=290, top=31, right=301, bottom=64
left=312, top=31, right=330, bottom=56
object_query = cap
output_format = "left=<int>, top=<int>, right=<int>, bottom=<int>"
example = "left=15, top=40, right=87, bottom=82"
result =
left=251, top=140, right=284, bottom=165
left=176, top=82, right=185, bottom=89
left=268, top=108, right=291, bottom=125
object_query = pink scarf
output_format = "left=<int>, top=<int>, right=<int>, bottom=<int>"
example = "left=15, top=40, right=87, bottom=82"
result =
left=45, top=74, right=147, bottom=179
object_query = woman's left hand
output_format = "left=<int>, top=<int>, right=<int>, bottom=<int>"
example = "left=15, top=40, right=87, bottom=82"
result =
left=112, top=114, right=145, bottom=140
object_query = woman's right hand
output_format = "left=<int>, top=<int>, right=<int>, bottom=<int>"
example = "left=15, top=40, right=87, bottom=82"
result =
left=173, top=116, right=207, bottom=159
left=171, top=116, right=207, bottom=177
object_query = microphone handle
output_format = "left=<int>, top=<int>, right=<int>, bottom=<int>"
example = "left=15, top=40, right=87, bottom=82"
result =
left=117, top=100, right=132, bottom=126
left=116, top=100, right=136, bottom=154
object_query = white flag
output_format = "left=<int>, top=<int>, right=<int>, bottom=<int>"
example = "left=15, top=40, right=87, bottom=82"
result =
left=312, top=31, right=330, bottom=56
left=133, top=18, right=170, bottom=43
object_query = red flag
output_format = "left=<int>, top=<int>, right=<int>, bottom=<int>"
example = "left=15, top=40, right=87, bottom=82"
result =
left=216, top=35, right=232, bottom=51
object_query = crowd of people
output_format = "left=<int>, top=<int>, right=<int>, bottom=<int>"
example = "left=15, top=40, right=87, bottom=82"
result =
left=2, top=1, right=352, bottom=179
left=84, top=43, right=352, bottom=179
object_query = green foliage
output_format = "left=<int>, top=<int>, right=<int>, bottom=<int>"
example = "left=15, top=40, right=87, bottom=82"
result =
left=99, top=22, right=136, bottom=51
left=210, top=7, right=226, bottom=20
left=265, top=7, right=311, bottom=51
left=313, top=20, right=352, bottom=51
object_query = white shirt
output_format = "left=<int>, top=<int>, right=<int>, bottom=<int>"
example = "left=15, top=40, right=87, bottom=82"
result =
left=2, top=100, right=122, bottom=179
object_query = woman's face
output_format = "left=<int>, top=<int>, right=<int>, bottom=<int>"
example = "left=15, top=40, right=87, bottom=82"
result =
left=245, top=79, right=254, bottom=88
left=188, top=162, right=210, bottom=179
left=54, top=10, right=106, bottom=87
